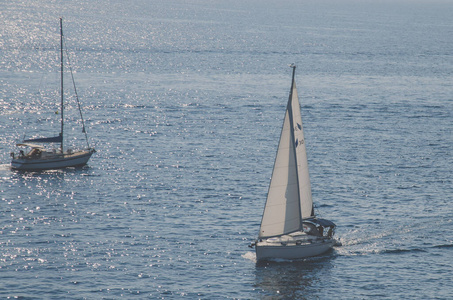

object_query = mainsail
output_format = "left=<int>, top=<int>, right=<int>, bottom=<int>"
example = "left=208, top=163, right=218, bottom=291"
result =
left=22, top=135, right=62, bottom=143
left=290, top=79, right=314, bottom=220
left=259, top=66, right=314, bottom=239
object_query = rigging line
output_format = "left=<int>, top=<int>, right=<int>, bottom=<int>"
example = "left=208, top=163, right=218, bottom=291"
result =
left=63, top=38, right=91, bottom=149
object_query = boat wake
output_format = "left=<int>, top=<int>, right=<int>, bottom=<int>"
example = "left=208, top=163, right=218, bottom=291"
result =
left=380, top=248, right=427, bottom=254
left=432, top=244, right=453, bottom=249
left=379, top=243, right=453, bottom=255
left=333, top=223, right=453, bottom=257
left=242, top=251, right=257, bottom=263
left=0, top=164, right=11, bottom=171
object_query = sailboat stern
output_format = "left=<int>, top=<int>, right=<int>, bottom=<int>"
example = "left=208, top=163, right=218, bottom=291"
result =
left=302, top=218, right=336, bottom=238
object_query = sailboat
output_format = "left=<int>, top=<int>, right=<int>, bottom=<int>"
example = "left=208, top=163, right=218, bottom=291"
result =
left=10, top=18, right=95, bottom=171
left=251, top=65, right=336, bottom=260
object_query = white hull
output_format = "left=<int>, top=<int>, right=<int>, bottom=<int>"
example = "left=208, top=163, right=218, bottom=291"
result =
left=11, top=149, right=94, bottom=171
left=256, top=236, right=335, bottom=260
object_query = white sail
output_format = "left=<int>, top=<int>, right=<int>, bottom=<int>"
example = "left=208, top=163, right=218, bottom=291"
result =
left=259, top=107, right=301, bottom=238
left=290, top=81, right=314, bottom=220
left=259, top=68, right=314, bottom=239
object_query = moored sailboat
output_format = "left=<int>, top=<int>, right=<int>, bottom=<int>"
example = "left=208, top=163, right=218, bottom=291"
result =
left=10, top=18, right=95, bottom=171
left=251, top=65, right=336, bottom=260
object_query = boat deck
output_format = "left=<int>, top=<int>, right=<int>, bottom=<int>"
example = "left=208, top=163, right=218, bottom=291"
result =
left=258, top=231, right=329, bottom=246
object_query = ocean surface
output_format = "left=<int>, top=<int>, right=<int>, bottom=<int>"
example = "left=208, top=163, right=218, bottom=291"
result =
left=1, top=0, right=452, bottom=298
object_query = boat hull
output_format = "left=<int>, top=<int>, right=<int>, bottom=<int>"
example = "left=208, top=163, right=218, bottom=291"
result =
left=255, top=238, right=335, bottom=260
left=11, top=149, right=94, bottom=171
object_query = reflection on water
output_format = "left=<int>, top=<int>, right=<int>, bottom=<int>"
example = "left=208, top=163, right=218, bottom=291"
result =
left=254, top=252, right=335, bottom=299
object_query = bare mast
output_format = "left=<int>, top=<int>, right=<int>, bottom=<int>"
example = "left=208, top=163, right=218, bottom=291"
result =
left=59, top=17, right=64, bottom=153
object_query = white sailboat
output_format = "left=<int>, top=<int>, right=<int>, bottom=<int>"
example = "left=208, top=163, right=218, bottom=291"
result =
left=10, top=18, right=95, bottom=171
left=251, top=65, right=336, bottom=260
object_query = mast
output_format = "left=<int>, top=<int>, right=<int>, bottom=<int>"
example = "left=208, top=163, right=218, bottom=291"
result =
left=287, top=64, right=303, bottom=230
left=59, top=17, right=64, bottom=153
left=290, top=64, right=296, bottom=91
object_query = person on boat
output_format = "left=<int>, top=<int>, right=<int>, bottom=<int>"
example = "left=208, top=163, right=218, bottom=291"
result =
left=30, top=149, right=41, bottom=158
left=304, top=223, right=322, bottom=236
left=327, top=227, right=333, bottom=237
left=318, top=226, right=324, bottom=236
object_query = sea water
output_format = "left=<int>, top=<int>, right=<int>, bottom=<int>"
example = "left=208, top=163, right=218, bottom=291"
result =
left=1, top=0, right=452, bottom=298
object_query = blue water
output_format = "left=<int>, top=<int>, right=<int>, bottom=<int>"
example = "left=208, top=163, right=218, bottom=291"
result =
left=1, top=0, right=452, bottom=298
